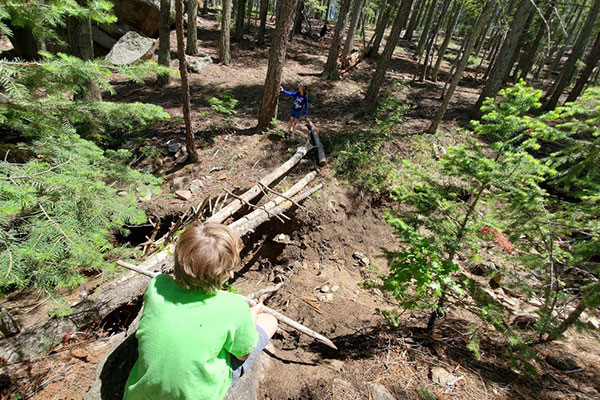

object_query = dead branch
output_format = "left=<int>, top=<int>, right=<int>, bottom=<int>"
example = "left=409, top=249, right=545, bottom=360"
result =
left=257, top=182, right=306, bottom=210
left=223, top=189, right=287, bottom=224
left=208, top=145, right=308, bottom=224
left=115, top=261, right=337, bottom=349
left=247, top=283, right=283, bottom=301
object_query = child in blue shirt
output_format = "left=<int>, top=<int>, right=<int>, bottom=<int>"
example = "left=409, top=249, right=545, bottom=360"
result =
left=280, top=83, right=309, bottom=138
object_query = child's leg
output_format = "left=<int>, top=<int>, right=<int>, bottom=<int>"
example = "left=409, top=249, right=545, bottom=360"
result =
left=255, top=313, right=278, bottom=339
left=287, top=116, right=295, bottom=134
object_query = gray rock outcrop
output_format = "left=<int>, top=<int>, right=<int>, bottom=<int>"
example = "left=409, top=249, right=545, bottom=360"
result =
left=105, top=31, right=155, bottom=65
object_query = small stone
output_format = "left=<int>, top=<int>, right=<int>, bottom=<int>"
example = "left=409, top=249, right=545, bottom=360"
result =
left=587, top=317, right=600, bottom=329
left=547, top=355, right=579, bottom=371
left=320, top=285, right=330, bottom=293
left=175, top=190, right=193, bottom=201
left=354, top=289, right=360, bottom=295
left=189, top=179, right=204, bottom=195
left=117, top=191, right=127, bottom=196
left=511, top=313, right=539, bottom=330
left=328, top=359, right=344, bottom=371
left=325, top=293, right=334, bottom=301
left=368, top=383, right=395, bottom=400
left=331, top=284, right=339, bottom=293
left=528, top=298, right=543, bottom=307
left=170, top=176, right=189, bottom=191
left=353, top=251, right=370, bottom=267
left=175, top=154, right=188, bottom=164
left=167, top=140, right=182, bottom=153
left=431, top=367, right=461, bottom=386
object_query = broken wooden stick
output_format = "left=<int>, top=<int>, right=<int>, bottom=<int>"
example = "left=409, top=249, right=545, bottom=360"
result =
left=247, top=283, right=283, bottom=301
left=115, top=261, right=337, bottom=350
left=306, top=121, right=326, bottom=166
left=208, top=145, right=308, bottom=224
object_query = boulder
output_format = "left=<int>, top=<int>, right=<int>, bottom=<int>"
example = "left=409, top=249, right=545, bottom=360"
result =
left=172, top=55, right=213, bottom=73
left=111, top=0, right=175, bottom=38
left=547, top=355, right=579, bottom=371
left=368, top=383, right=395, bottom=400
left=91, top=26, right=118, bottom=50
left=106, top=31, right=156, bottom=65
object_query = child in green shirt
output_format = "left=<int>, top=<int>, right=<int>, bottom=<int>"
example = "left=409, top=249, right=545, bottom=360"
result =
left=124, top=223, right=278, bottom=400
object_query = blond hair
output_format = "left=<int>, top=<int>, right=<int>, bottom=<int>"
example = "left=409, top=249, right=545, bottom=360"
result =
left=174, top=223, right=242, bottom=293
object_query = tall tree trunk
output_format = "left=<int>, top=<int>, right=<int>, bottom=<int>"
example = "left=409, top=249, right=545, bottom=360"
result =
left=364, top=0, right=414, bottom=106
left=341, top=0, right=366, bottom=61
left=427, top=0, right=496, bottom=134
left=431, top=2, right=462, bottom=81
left=544, top=5, right=584, bottom=80
left=234, top=0, right=246, bottom=41
left=418, top=0, right=451, bottom=81
left=368, top=3, right=393, bottom=58
left=219, top=0, right=233, bottom=64
left=404, top=0, right=426, bottom=40
left=67, top=2, right=101, bottom=101
left=257, top=0, right=269, bottom=44
left=175, top=0, right=199, bottom=163
left=475, top=0, right=534, bottom=111
left=565, top=29, right=600, bottom=104
left=186, top=0, right=199, bottom=55
left=158, top=0, right=172, bottom=86
left=414, top=0, right=439, bottom=59
left=202, top=0, right=209, bottom=15
left=323, top=0, right=331, bottom=23
left=292, top=0, right=304, bottom=36
left=257, top=0, right=298, bottom=128
left=246, top=0, right=253, bottom=28
left=544, top=0, right=600, bottom=110
left=517, top=6, right=551, bottom=81
left=322, top=0, right=352, bottom=80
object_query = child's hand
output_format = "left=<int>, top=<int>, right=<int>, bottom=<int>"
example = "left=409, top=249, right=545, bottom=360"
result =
left=280, top=86, right=284, bottom=92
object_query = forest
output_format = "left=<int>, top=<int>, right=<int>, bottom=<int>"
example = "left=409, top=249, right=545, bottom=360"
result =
left=0, top=0, right=599, bottom=398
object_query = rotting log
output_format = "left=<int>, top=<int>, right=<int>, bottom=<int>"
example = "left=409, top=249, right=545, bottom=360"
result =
left=306, top=121, right=326, bottom=166
left=117, top=260, right=337, bottom=349
left=207, top=144, right=308, bottom=224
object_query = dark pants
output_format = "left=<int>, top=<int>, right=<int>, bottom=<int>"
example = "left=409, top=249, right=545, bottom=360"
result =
left=230, top=326, right=269, bottom=386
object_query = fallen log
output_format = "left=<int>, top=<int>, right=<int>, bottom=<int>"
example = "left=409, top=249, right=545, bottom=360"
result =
left=229, top=172, right=317, bottom=234
left=306, top=121, right=326, bottom=166
left=208, top=145, right=308, bottom=224
left=116, top=261, right=337, bottom=349
left=230, top=183, right=323, bottom=235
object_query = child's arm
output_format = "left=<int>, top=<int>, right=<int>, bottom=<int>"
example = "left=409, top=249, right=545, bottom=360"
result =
left=280, top=86, right=295, bottom=96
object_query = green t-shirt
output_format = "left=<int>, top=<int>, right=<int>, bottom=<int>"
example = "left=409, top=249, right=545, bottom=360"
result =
left=123, top=274, right=258, bottom=400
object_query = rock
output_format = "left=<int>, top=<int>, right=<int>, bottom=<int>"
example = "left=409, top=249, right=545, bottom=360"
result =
left=97, top=22, right=132, bottom=39
left=431, top=367, right=462, bottom=386
left=511, top=313, right=539, bottom=330
left=273, top=234, right=291, bottom=244
left=106, top=31, right=155, bottom=65
left=547, top=355, right=579, bottom=371
left=331, top=284, right=339, bottom=293
left=175, top=190, right=193, bottom=201
left=328, top=359, right=344, bottom=371
left=118, top=191, right=127, bottom=196
left=468, top=261, right=496, bottom=276
left=528, top=298, right=543, bottom=307
left=91, top=26, right=117, bottom=49
left=167, top=140, right=182, bottom=154
left=170, top=176, right=189, bottom=191
left=111, top=0, right=175, bottom=38
left=368, top=383, right=395, bottom=400
left=488, top=271, right=503, bottom=289
left=353, top=251, right=370, bottom=267
left=189, top=179, right=204, bottom=195
left=188, top=55, right=213, bottom=73
left=175, top=154, right=189, bottom=164
left=320, top=285, right=330, bottom=293
left=324, top=293, right=334, bottom=301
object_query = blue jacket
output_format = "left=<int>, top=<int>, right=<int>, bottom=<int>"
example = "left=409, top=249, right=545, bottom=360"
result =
left=281, top=89, right=309, bottom=116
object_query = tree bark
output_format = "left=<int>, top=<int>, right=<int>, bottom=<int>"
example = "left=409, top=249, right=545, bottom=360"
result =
left=257, top=0, right=298, bottom=128
left=186, top=0, right=199, bottom=55
left=341, top=0, right=366, bottom=62
left=544, top=0, right=600, bottom=110
left=414, top=0, right=439, bottom=59
left=158, top=0, right=172, bottom=86
left=234, top=0, right=247, bottom=41
left=517, top=6, right=552, bottom=82
left=404, top=0, right=426, bottom=40
left=202, top=0, right=209, bottom=15
left=67, top=2, right=101, bottom=101
left=430, top=1, right=462, bottom=81
left=175, top=0, right=199, bottom=163
left=367, top=3, right=393, bottom=58
left=323, top=0, right=331, bottom=23
left=257, top=0, right=269, bottom=44
left=475, top=0, right=534, bottom=112
left=418, top=0, right=451, bottom=81
left=322, top=0, right=352, bottom=80
left=0, top=305, right=19, bottom=338
left=364, top=0, right=414, bottom=106
left=565, top=29, right=600, bottom=104
left=219, top=0, right=233, bottom=64
left=427, top=0, right=496, bottom=134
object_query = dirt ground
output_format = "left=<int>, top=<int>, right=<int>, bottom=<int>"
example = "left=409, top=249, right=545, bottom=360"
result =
left=2, top=10, right=599, bottom=400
